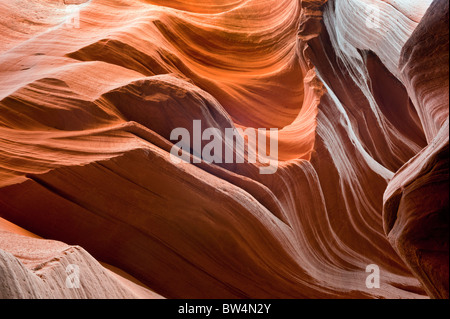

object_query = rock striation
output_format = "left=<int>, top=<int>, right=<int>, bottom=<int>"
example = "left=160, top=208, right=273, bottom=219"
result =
left=0, top=0, right=447, bottom=299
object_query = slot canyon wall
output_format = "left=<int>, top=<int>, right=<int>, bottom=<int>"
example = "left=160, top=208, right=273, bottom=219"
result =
left=0, top=0, right=448, bottom=299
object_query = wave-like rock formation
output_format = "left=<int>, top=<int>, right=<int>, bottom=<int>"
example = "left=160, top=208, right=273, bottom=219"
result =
left=0, top=217, right=162, bottom=298
left=0, top=0, right=448, bottom=299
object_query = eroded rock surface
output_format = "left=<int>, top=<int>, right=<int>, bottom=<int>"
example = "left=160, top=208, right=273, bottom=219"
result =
left=0, top=0, right=447, bottom=299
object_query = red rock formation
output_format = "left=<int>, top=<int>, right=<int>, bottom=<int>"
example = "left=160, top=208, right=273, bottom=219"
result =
left=383, top=0, right=449, bottom=299
left=0, top=217, right=162, bottom=298
left=0, top=0, right=447, bottom=299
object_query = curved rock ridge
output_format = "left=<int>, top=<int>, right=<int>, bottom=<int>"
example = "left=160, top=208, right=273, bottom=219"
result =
left=0, top=218, right=163, bottom=299
left=0, top=0, right=447, bottom=299
left=383, top=0, right=449, bottom=299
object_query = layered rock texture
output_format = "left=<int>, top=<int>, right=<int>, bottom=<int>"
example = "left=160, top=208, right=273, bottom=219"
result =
left=0, top=0, right=448, bottom=299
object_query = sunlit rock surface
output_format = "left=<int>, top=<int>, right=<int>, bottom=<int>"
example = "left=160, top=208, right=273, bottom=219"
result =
left=0, top=0, right=447, bottom=299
